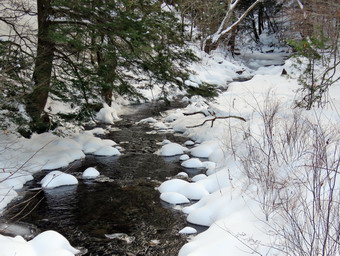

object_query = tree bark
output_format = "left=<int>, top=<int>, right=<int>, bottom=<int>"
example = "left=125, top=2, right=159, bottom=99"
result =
left=26, top=0, right=54, bottom=133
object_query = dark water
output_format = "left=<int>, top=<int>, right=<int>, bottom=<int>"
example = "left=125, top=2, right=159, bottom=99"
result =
left=3, top=102, right=194, bottom=256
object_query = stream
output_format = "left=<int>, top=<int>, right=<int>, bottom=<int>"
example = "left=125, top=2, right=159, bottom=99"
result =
left=2, top=102, right=195, bottom=256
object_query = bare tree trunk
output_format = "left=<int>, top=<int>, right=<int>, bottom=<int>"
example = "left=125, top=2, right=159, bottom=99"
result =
left=26, top=0, right=54, bottom=133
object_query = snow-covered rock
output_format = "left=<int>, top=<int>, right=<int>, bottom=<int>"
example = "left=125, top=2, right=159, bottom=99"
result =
left=184, top=140, right=195, bottom=146
left=29, top=230, right=80, bottom=256
left=179, top=227, right=197, bottom=235
left=137, top=117, right=157, bottom=124
left=176, top=172, right=189, bottom=178
left=190, top=141, right=220, bottom=158
left=158, top=179, right=188, bottom=193
left=160, top=192, right=190, bottom=205
left=82, top=167, right=100, bottom=179
left=158, top=143, right=188, bottom=157
left=95, top=103, right=120, bottom=124
left=0, top=230, right=79, bottom=256
left=179, top=154, right=190, bottom=161
left=41, top=171, right=78, bottom=189
left=94, top=146, right=120, bottom=156
left=192, top=174, right=207, bottom=182
left=181, top=158, right=203, bottom=168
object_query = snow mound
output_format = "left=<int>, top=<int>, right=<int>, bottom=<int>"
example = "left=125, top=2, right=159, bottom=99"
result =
left=192, top=174, right=207, bottom=182
left=181, top=158, right=203, bottom=168
left=179, top=227, right=197, bottom=235
left=184, top=140, right=195, bottom=146
left=30, top=230, right=80, bottom=255
left=178, top=183, right=209, bottom=200
left=158, top=179, right=209, bottom=200
left=0, top=230, right=79, bottom=256
left=152, top=122, right=168, bottom=130
left=157, top=143, right=188, bottom=156
left=190, top=141, right=220, bottom=158
left=82, top=167, right=100, bottom=179
left=41, top=171, right=78, bottom=189
left=179, top=154, right=190, bottom=161
left=162, top=139, right=171, bottom=145
left=94, top=146, right=120, bottom=156
left=158, top=179, right=188, bottom=193
left=160, top=192, right=190, bottom=205
left=95, top=103, right=120, bottom=124
left=137, top=117, right=157, bottom=124
left=176, top=172, right=189, bottom=178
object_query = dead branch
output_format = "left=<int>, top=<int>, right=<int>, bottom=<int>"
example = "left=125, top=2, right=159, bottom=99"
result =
left=186, top=115, right=246, bottom=128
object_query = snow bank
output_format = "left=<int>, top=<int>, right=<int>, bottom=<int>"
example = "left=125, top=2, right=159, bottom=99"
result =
left=0, top=130, right=120, bottom=211
left=157, top=48, right=330, bottom=255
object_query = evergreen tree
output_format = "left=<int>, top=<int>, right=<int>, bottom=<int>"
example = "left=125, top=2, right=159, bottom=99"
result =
left=25, top=0, right=197, bottom=133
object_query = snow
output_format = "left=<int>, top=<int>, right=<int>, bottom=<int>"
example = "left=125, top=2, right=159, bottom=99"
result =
left=160, top=192, right=190, bottom=204
left=154, top=39, right=340, bottom=255
left=137, top=117, right=157, bottom=124
left=158, top=179, right=189, bottom=194
left=190, top=141, right=221, bottom=158
left=82, top=167, right=100, bottom=179
left=191, top=174, right=207, bottom=182
left=40, top=171, right=78, bottom=189
left=1, top=29, right=340, bottom=256
left=181, top=158, right=203, bottom=168
left=179, top=227, right=197, bottom=235
left=176, top=172, right=189, bottom=178
left=152, top=121, right=168, bottom=130
left=0, top=130, right=119, bottom=210
left=156, top=142, right=188, bottom=156
left=93, top=145, right=121, bottom=156
left=95, top=103, right=120, bottom=124
left=184, top=140, right=195, bottom=146
left=179, top=154, right=190, bottom=161
left=0, top=230, right=79, bottom=256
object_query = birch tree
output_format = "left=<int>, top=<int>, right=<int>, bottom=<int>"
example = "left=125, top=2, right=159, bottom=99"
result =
left=203, top=0, right=264, bottom=53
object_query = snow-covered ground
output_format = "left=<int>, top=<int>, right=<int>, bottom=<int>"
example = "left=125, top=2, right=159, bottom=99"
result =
left=153, top=46, right=340, bottom=255
left=1, top=36, right=339, bottom=255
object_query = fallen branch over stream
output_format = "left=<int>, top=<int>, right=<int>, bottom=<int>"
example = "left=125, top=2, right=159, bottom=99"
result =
left=184, top=111, right=246, bottom=128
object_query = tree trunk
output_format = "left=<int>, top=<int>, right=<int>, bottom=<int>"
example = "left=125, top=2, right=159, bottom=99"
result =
left=26, top=0, right=54, bottom=133
left=203, top=0, right=262, bottom=54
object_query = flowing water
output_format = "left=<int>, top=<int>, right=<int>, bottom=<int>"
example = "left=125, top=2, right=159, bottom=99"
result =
left=2, top=102, right=194, bottom=256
